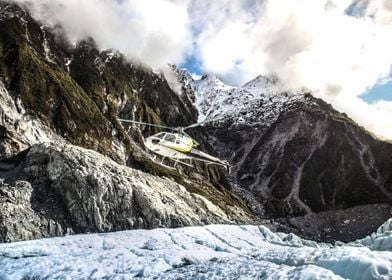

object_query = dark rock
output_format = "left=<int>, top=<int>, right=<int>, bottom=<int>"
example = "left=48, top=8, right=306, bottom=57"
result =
left=274, top=203, right=392, bottom=242
left=205, top=96, right=392, bottom=218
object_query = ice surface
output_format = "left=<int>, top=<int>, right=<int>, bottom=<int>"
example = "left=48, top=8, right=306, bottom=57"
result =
left=1, top=222, right=392, bottom=279
left=353, top=218, right=392, bottom=251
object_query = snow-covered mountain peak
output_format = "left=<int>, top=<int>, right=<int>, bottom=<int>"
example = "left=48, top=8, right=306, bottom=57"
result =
left=187, top=70, right=307, bottom=123
left=242, top=74, right=278, bottom=87
left=241, top=75, right=280, bottom=94
left=198, top=73, right=234, bottom=91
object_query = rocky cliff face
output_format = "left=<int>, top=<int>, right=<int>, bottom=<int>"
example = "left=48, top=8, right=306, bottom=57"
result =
left=0, top=2, right=254, bottom=242
left=0, top=2, right=194, bottom=163
left=0, top=143, right=252, bottom=242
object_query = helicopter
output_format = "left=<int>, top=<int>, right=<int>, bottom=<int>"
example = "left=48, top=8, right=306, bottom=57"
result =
left=118, top=117, right=230, bottom=171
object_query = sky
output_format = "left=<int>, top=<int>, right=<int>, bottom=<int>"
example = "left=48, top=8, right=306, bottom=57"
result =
left=10, top=0, right=392, bottom=140
left=362, top=80, right=392, bottom=103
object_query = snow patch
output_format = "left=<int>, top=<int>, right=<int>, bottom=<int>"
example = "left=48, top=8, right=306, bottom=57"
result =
left=40, top=25, right=55, bottom=63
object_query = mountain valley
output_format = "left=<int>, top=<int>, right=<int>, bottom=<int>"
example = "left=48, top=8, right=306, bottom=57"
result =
left=0, top=1, right=391, bottom=245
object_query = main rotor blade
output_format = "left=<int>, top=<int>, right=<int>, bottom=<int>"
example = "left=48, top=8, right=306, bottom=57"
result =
left=183, top=116, right=224, bottom=130
left=118, top=119, right=173, bottom=130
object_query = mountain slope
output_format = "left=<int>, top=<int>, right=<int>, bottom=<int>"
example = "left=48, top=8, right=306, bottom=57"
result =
left=0, top=143, right=253, bottom=242
left=0, top=2, right=255, bottom=242
left=175, top=69, right=392, bottom=240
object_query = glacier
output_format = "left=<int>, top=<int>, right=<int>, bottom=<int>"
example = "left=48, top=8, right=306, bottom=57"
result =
left=1, top=220, right=392, bottom=279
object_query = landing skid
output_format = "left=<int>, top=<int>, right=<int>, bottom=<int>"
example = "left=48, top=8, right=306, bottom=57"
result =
left=149, top=153, right=194, bottom=172
left=148, top=150, right=231, bottom=173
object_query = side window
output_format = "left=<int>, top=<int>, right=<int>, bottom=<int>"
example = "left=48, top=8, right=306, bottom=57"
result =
left=180, top=136, right=189, bottom=145
left=164, top=134, right=176, bottom=143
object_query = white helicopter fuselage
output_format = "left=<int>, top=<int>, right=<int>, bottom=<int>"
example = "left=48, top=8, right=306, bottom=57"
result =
left=144, top=132, right=230, bottom=168
left=145, top=132, right=193, bottom=153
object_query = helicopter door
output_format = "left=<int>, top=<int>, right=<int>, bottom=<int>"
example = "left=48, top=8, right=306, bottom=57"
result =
left=150, top=132, right=165, bottom=144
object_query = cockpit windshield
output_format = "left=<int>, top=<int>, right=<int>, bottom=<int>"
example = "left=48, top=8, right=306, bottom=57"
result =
left=155, top=133, right=165, bottom=139
left=164, top=134, right=176, bottom=143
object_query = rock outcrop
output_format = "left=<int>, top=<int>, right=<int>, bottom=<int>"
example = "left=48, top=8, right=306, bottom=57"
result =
left=0, top=143, right=253, bottom=242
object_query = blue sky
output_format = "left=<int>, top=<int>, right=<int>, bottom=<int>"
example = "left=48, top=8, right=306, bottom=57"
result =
left=180, top=56, right=202, bottom=76
left=361, top=79, right=392, bottom=103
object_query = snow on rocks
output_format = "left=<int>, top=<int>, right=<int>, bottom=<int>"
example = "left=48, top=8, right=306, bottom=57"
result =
left=0, top=81, right=63, bottom=157
left=1, top=223, right=392, bottom=279
left=193, top=74, right=306, bottom=124
left=40, top=25, right=55, bottom=63
left=0, top=3, right=22, bottom=22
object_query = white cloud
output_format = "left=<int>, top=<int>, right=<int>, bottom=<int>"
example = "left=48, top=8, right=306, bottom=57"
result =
left=331, top=95, right=392, bottom=140
left=189, top=0, right=392, bottom=140
left=9, top=0, right=392, bottom=140
left=11, top=0, right=191, bottom=68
